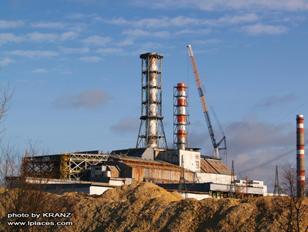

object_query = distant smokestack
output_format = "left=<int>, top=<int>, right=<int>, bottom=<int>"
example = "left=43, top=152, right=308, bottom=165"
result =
left=174, top=83, right=188, bottom=150
left=296, top=114, right=305, bottom=197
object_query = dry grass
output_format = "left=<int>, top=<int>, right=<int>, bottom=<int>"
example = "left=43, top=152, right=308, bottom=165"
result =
left=0, top=183, right=307, bottom=232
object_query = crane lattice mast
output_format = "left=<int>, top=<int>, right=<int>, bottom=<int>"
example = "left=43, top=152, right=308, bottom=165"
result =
left=187, top=44, right=226, bottom=158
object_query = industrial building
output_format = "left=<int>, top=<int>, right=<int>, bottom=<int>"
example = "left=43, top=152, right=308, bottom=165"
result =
left=17, top=49, right=268, bottom=199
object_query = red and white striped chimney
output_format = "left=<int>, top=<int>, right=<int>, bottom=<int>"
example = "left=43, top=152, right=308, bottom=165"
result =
left=296, top=114, right=305, bottom=197
left=174, top=83, right=188, bottom=150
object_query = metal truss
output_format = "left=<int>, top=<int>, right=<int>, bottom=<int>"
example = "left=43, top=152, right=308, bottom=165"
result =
left=23, top=153, right=110, bottom=180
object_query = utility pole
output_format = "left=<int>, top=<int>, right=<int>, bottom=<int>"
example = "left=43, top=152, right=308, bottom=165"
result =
left=230, top=160, right=235, bottom=196
left=273, top=165, right=281, bottom=196
left=245, top=176, right=248, bottom=197
left=179, top=153, right=187, bottom=198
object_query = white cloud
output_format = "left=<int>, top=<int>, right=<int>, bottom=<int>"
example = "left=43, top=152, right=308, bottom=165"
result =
left=61, top=31, right=78, bottom=40
left=82, top=35, right=111, bottom=46
left=133, top=0, right=308, bottom=11
left=32, top=19, right=87, bottom=33
left=96, top=48, right=123, bottom=54
left=255, top=94, right=297, bottom=108
left=116, top=38, right=135, bottom=47
left=53, top=89, right=109, bottom=110
left=0, top=20, right=24, bottom=29
left=242, top=23, right=287, bottom=35
left=108, top=16, right=200, bottom=28
left=27, top=32, right=59, bottom=42
left=66, top=13, right=90, bottom=20
left=79, top=56, right=102, bottom=62
left=0, top=58, right=14, bottom=67
left=59, top=47, right=90, bottom=54
left=123, top=29, right=170, bottom=38
left=0, top=31, right=78, bottom=45
left=110, top=117, right=139, bottom=134
left=107, top=14, right=259, bottom=33
left=104, top=14, right=296, bottom=38
left=65, top=0, right=102, bottom=4
left=0, top=33, right=23, bottom=45
left=10, top=50, right=59, bottom=58
left=225, top=120, right=293, bottom=154
left=212, top=13, right=259, bottom=25
left=31, top=22, right=67, bottom=29
left=139, top=41, right=164, bottom=50
left=61, top=70, right=73, bottom=75
left=27, top=31, right=78, bottom=42
left=175, top=28, right=212, bottom=35
left=192, top=38, right=222, bottom=45
left=189, top=118, right=295, bottom=188
left=32, top=68, right=48, bottom=74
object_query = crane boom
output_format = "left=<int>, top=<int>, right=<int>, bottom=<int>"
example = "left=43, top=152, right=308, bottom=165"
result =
left=187, top=44, right=226, bottom=158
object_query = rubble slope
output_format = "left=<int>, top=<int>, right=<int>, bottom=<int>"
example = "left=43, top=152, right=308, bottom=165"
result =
left=0, top=182, right=307, bottom=232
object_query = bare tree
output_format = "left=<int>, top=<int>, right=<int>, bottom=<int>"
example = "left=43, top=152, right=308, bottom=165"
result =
left=0, top=86, right=10, bottom=122
left=276, top=165, right=308, bottom=232
left=1, top=147, right=69, bottom=232
left=0, top=145, right=20, bottom=185
left=0, top=87, right=68, bottom=231
left=281, top=165, right=296, bottom=196
left=0, top=87, right=13, bottom=185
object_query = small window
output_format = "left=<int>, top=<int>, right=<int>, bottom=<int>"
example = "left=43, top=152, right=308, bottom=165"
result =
left=195, top=161, right=200, bottom=168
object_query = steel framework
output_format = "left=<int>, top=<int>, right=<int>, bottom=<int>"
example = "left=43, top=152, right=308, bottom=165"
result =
left=23, top=153, right=109, bottom=180
left=136, top=52, right=167, bottom=148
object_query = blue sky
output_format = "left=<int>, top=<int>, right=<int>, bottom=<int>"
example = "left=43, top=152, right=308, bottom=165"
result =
left=1, top=0, right=308, bottom=186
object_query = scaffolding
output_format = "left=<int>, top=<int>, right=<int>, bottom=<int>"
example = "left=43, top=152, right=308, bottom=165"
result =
left=22, top=153, right=109, bottom=180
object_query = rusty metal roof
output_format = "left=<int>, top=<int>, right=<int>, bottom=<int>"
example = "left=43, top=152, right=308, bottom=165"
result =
left=111, top=148, right=147, bottom=158
left=110, top=155, right=196, bottom=173
left=200, top=159, right=231, bottom=175
left=112, top=155, right=179, bottom=169
left=200, top=159, right=217, bottom=173
left=113, top=155, right=230, bottom=174
left=106, top=165, right=119, bottom=172
left=208, top=159, right=231, bottom=175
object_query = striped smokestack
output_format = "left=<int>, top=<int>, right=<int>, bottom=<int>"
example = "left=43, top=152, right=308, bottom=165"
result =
left=296, top=114, right=305, bottom=197
left=173, top=83, right=188, bottom=150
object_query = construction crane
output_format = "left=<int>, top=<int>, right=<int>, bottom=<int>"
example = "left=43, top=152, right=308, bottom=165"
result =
left=187, top=44, right=226, bottom=158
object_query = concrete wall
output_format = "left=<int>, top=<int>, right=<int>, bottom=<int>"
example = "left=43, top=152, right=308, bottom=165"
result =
left=195, top=172, right=231, bottom=184
left=89, top=186, right=111, bottom=195
left=181, top=192, right=211, bottom=200
left=180, top=150, right=201, bottom=172
left=109, top=178, right=129, bottom=186
left=156, top=150, right=179, bottom=165
left=141, top=148, right=155, bottom=160
left=36, top=183, right=112, bottom=195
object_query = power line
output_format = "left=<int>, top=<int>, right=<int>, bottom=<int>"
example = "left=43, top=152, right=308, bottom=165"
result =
left=239, top=139, right=308, bottom=174
left=239, top=148, right=294, bottom=174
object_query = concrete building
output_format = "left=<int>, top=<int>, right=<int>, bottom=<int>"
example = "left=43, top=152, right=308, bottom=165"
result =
left=20, top=147, right=268, bottom=198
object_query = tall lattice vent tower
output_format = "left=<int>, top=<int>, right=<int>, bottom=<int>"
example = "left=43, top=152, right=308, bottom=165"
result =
left=136, top=53, right=167, bottom=148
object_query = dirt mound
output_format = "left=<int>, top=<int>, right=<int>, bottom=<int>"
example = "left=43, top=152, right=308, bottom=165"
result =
left=102, top=182, right=182, bottom=202
left=0, top=183, right=307, bottom=232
